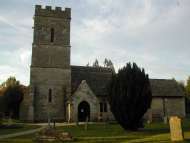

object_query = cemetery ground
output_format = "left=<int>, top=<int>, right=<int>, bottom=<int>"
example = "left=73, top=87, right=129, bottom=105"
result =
left=0, top=119, right=40, bottom=136
left=0, top=119, right=190, bottom=143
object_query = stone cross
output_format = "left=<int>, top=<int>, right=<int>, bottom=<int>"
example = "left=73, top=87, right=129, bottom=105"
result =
left=169, top=116, right=183, bottom=141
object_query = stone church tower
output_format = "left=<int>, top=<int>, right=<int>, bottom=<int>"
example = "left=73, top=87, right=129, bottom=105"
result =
left=29, top=5, right=71, bottom=121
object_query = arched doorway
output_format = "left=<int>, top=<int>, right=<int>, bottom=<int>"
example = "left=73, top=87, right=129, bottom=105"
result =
left=78, top=101, right=90, bottom=122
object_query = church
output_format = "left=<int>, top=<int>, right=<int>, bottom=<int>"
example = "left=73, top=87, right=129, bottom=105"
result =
left=20, top=5, right=185, bottom=122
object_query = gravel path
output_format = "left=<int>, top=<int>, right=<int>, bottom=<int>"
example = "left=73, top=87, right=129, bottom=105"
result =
left=0, top=126, right=45, bottom=139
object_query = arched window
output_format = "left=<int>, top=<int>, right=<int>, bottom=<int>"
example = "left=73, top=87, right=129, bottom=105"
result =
left=50, top=28, right=54, bottom=42
left=48, top=89, right=52, bottom=103
left=104, top=103, right=107, bottom=112
left=100, top=102, right=103, bottom=112
left=100, top=102, right=107, bottom=112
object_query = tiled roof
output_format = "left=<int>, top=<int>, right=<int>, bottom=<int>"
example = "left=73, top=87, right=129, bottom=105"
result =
left=71, top=65, right=113, bottom=96
left=150, top=79, right=184, bottom=97
left=71, top=65, right=184, bottom=97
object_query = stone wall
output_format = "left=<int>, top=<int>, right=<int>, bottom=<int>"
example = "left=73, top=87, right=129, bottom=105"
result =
left=70, top=80, right=115, bottom=122
left=32, top=45, right=70, bottom=69
left=165, top=98, right=185, bottom=117
left=32, top=6, right=71, bottom=68
left=30, top=67, right=70, bottom=121
left=98, top=97, right=115, bottom=121
left=151, top=98, right=164, bottom=120
left=147, top=97, right=186, bottom=121
left=19, top=89, right=33, bottom=121
left=35, top=5, right=71, bottom=19
left=29, top=5, right=71, bottom=122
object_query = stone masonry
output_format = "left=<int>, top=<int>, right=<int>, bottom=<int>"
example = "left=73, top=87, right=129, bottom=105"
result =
left=29, top=5, right=71, bottom=121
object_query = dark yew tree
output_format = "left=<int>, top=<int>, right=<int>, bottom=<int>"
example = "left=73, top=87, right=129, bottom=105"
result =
left=108, top=63, right=152, bottom=131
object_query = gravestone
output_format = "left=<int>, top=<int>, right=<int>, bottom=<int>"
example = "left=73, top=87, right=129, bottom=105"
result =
left=169, top=116, right=183, bottom=141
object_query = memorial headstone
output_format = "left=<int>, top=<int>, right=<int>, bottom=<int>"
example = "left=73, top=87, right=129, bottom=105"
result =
left=169, top=116, right=183, bottom=141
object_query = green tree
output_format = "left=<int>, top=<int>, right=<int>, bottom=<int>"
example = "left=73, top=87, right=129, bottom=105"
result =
left=0, top=77, right=24, bottom=119
left=103, top=58, right=115, bottom=72
left=185, top=77, right=190, bottom=115
left=86, top=62, right=90, bottom=67
left=92, top=59, right=99, bottom=67
left=177, top=80, right=185, bottom=94
left=1, top=77, right=19, bottom=88
left=107, top=59, right=115, bottom=72
left=108, top=62, right=152, bottom=131
left=103, top=58, right=109, bottom=67
left=186, top=76, right=190, bottom=96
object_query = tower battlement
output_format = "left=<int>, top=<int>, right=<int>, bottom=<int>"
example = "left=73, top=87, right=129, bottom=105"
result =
left=35, top=5, right=71, bottom=19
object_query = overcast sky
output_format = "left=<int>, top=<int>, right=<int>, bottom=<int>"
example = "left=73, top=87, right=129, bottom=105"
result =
left=0, top=0, right=190, bottom=85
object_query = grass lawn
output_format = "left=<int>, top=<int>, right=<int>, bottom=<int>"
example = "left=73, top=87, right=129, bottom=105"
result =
left=0, top=124, right=40, bottom=136
left=0, top=119, right=190, bottom=143
left=0, top=119, right=40, bottom=136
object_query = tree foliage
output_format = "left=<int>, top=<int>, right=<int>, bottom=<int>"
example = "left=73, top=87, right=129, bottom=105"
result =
left=104, top=58, right=115, bottom=72
left=108, top=63, right=152, bottom=131
left=86, top=62, right=90, bottom=67
left=103, top=58, right=109, bottom=67
left=186, top=76, right=190, bottom=96
left=0, top=77, right=24, bottom=119
left=87, top=58, right=115, bottom=72
left=92, top=59, right=99, bottom=67
left=176, top=80, right=186, bottom=95
left=184, top=77, right=190, bottom=115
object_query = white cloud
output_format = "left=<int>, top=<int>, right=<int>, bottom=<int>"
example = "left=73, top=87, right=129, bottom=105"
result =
left=0, top=0, right=190, bottom=85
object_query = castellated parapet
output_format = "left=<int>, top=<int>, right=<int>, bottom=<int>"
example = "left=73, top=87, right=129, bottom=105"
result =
left=35, top=5, right=71, bottom=19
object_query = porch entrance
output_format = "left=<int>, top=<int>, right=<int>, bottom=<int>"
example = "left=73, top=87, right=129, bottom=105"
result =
left=78, top=101, right=90, bottom=122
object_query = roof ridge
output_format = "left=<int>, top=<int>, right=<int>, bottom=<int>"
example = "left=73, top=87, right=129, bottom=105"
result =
left=71, top=65, right=113, bottom=73
left=71, top=65, right=112, bottom=69
left=150, top=78, right=174, bottom=81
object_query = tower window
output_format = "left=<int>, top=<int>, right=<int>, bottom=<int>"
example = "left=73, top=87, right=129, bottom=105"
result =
left=50, top=28, right=54, bottom=42
left=48, top=89, right=52, bottom=103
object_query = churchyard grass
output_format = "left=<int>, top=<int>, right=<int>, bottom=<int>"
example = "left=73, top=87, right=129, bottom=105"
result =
left=0, top=119, right=39, bottom=136
left=0, top=124, right=39, bottom=136
left=0, top=119, right=190, bottom=142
